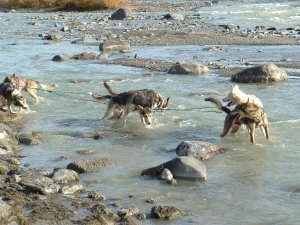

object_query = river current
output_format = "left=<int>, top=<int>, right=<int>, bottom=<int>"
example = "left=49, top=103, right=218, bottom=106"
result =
left=1, top=1, right=300, bottom=224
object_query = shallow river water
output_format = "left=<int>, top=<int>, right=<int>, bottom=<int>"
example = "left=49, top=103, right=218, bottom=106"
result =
left=1, top=6, right=300, bottom=225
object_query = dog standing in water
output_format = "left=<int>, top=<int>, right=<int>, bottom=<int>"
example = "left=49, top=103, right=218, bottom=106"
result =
left=89, top=82, right=169, bottom=126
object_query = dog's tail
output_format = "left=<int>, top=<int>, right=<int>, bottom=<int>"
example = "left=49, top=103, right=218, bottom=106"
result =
left=89, top=92, right=112, bottom=100
left=103, top=82, right=117, bottom=96
left=205, top=97, right=231, bottom=114
left=38, top=83, right=57, bottom=91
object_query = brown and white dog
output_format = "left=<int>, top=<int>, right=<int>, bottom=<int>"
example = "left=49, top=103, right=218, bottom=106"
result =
left=89, top=82, right=169, bottom=126
left=0, top=82, right=28, bottom=114
left=205, top=97, right=269, bottom=144
left=4, top=74, right=56, bottom=104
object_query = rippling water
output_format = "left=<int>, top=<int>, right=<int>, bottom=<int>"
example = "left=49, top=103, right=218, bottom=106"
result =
left=199, top=0, right=300, bottom=29
left=1, top=6, right=300, bottom=225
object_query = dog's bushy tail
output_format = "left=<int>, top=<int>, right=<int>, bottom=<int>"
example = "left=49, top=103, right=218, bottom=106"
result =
left=38, top=83, right=57, bottom=91
left=205, top=97, right=231, bottom=114
left=103, top=82, right=117, bottom=96
left=89, top=92, right=111, bottom=101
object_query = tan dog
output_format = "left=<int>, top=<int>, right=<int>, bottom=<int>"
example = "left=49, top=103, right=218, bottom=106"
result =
left=223, top=84, right=264, bottom=108
left=4, top=74, right=56, bottom=103
left=0, top=82, right=28, bottom=114
left=205, top=97, right=269, bottom=144
left=89, top=82, right=169, bottom=126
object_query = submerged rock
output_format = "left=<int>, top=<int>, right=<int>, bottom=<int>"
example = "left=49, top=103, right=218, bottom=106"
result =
left=176, top=141, right=226, bottom=160
left=67, top=158, right=117, bottom=174
left=231, top=64, right=288, bottom=83
left=141, top=156, right=207, bottom=180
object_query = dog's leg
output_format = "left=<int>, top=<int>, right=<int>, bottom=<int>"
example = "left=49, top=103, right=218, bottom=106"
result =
left=7, top=102, right=16, bottom=114
left=248, top=123, right=256, bottom=144
left=27, top=88, right=40, bottom=104
left=100, top=103, right=116, bottom=120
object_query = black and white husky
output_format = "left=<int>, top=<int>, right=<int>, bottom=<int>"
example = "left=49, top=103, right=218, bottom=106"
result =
left=89, top=82, right=169, bottom=126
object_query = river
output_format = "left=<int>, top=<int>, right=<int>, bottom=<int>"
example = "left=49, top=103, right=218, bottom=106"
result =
left=1, top=1, right=300, bottom=224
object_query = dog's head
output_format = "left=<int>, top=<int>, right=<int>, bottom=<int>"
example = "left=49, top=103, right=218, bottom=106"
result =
left=136, top=105, right=153, bottom=125
left=3, top=74, right=16, bottom=85
left=12, top=90, right=28, bottom=109
left=223, top=84, right=240, bottom=107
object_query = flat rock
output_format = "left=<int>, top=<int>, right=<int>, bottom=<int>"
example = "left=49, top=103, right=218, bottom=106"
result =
left=20, top=172, right=60, bottom=195
left=99, top=40, right=131, bottom=52
left=168, top=62, right=209, bottom=75
left=67, top=158, right=117, bottom=174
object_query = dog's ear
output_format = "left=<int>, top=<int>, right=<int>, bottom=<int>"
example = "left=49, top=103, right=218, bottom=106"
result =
left=12, top=73, right=16, bottom=77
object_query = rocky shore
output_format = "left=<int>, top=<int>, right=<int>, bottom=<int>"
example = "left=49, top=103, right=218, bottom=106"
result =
left=1, top=0, right=300, bottom=224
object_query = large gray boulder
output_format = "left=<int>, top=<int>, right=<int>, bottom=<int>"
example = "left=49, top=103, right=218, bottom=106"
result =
left=231, top=64, right=288, bottom=83
left=141, top=156, right=207, bottom=180
left=67, top=158, right=117, bottom=174
left=51, top=168, right=79, bottom=183
left=110, top=8, right=133, bottom=20
left=176, top=141, right=226, bottom=160
left=99, top=40, right=131, bottom=52
left=168, top=62, right=209, bottom=75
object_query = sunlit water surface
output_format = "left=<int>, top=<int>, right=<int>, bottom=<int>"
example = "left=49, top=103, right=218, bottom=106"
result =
left=1, top=10, right=300, bottom=225
left=199, top=0, right=300, bottom=29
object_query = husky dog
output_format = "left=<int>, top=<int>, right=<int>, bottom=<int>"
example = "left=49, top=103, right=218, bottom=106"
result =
left=89, top=82, right=169, bottom=126
left=0, top=82, right=28, bottom=114
left=205, top=97, right=269, bottom=144
left=223, top=84, right=264, bottom=108
left=4, top=74, right=56, bottom=103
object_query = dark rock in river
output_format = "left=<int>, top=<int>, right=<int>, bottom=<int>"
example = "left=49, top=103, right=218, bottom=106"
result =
left=141, top=156, right=207, bottom=180
left=151, top=205, right=183, bottom=220
left=110, top=8, right=133, bottom=20
left=67, top=158, right=117, bottom=174
left=176, top=141, right=226, bottom=160
left=231, top=64, right=288, bottom=83
left=163, top=13, right=185, bottom=21
left=168, top=62, right=209, bottom=75
left=52, top=54, right=70, bottom=62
